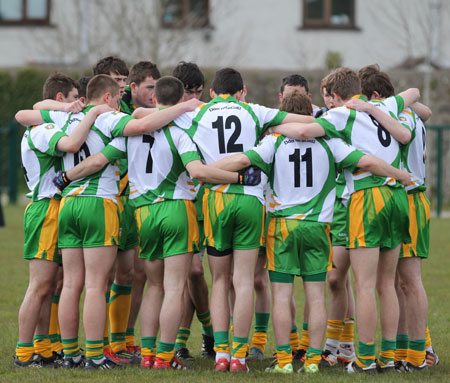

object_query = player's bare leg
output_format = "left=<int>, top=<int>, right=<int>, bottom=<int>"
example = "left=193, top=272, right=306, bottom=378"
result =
left=58, top=248, right=85, bottom=363
left=126, top=250, right=146, bottom=353
left=249, top=254, right=271, bottom=359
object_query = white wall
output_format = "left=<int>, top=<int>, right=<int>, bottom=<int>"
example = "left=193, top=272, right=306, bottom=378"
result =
left=0, top=0, right=448, bottom=70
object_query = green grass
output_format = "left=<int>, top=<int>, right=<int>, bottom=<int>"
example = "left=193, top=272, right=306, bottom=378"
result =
left=0, top=203, right=449, bottom=382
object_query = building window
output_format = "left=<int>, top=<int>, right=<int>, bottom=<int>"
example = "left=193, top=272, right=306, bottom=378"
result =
left=303, top=0, right=355, bottom=29
left=0, top=0, right=50, bottom=25
left=162, top=0, right=209, bottom=28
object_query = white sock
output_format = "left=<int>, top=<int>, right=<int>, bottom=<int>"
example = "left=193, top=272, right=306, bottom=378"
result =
left=216, top=352, right=230, bottom=362
left=231, top=356, right=246, bottom=364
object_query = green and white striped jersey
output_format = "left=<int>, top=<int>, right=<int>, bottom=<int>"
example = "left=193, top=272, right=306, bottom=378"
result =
left=41, top=106, right=133, bottom=201
left=103, top=125, right=201, bottom=208
left=21, top=123, right=66, bottom=201
left=316, top=105, right=403, bottom=194
left=244, top=134, right=363, bottom=222
left=399, top=108, right=426, bottom=192
left=174, top=95, right=287, bottom=203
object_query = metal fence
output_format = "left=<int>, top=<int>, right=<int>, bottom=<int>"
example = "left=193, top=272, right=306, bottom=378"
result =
left=0, top=122, right=449, bottom=216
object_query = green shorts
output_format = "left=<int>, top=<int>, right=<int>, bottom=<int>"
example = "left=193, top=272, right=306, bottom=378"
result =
left=118, top=196, right=139, bottom=251
left=136, top=199, right=199, bottom=261
left=203, top=189, right=264, bottom=254
left=330, top=199, right=347, bottom=247
left=197, top=219, right=205, bottom=253
left=58, top=196, right=119, bottom=248
left=347, top=186, right=410, bottom=250
left=400, top=191, right=430, bottom=259
left=23, top=198, right=61, bottom=264
left=265, top=217, right=332, bottom=278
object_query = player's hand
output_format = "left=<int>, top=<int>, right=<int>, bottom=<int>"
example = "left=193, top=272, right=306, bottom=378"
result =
left=183, top=98, right=202, bottom=112
left=237, top=166, right=261, bottom=186
left=345, top=98, right=371, bottom=113
left=53, top=170, right=71, bottom=191
left=64, top=100, right=85, bottom=113
left=91, top=104, right=115, bottom=116
left=397, top=169, right=413, bottom=187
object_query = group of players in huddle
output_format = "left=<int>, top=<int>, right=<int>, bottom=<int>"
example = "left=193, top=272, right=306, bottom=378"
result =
left=13, top=55, right=439, bottom=374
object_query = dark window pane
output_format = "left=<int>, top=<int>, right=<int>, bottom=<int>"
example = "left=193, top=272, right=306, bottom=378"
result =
left=331, top=0, right=352, bottom=25
left=189, top=0, right=206, bottom=19
left=0, top=0, right=22, bottom=21
left=306, top=0, right=324, bottom=20
left=162, top=0, right=182, bottom=23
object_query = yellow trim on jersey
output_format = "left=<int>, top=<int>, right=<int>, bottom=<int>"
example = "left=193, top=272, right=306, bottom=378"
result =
left=198, top=103, right=206, bottom=110
left=266, top=219, right=276, bottom=271
left=219, top=94, right=231, bottom=100
left=37, top=199, right=60, bottom=261
left=402, top=109, right=413, bottom=117
left=348, top=190, right=366, bottom=248
left=103, top=199, right=119, bottom=246
left=70, top=184, right=88, bottom=196
left=372, top=187, right=385, bottom=214
left=353, top=169, right=368, bottom=176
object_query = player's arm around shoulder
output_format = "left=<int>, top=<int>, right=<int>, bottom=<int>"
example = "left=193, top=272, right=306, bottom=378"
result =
left=124, top=98, right=201, bottom=136
left=271, top=122, right=325, bottom=140
left=346, top=98, right=411, bottom=144
left=56, top=104, right=114, bottom=153
left=357, top=154, right=412, bottom=186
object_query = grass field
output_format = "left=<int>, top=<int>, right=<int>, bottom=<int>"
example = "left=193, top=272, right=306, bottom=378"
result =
left=0, top=202, right=448, bottom=382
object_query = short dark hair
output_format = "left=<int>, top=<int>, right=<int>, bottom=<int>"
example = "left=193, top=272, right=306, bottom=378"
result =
left=280, top=74, right=309, bottom=94
left=358, top=64, right=395, bottom=99
left=155, top=76, right=184, bottom=106
left=173, top=61, right=204, bottom=90
left=129, top=61, right=161, bottom=85
left=77, top=76, right=91, bottom=99
left=279, top=89, right=313, bottom=116
left=325, top=67, right=360, bottom=101
left=87, top=74, right=120, bottom=101
left=93, top=56, right=129, bottom=77
left=211, top=67, right=243, bottom=95
left=42, top=73, right=79, bottom=100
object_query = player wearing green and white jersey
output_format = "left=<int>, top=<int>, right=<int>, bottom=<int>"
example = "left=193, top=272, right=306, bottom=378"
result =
left=95, top=59, right=161, bottom=361
left=358, top=64, right=433, bottom=370
left=271, top=67, right=419, bottom=373
left=212, top=125, right=409, bottom=372
left=14, top=73, right=113, bottom=368
left=174, top=68, right=314, bottom=372
left=58, top=76, right=252, bottom=371
left=15, top=73, right=205, bottom=369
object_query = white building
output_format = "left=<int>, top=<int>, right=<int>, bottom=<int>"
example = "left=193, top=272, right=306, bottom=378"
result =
left=0, top=0, right=448, bottom=70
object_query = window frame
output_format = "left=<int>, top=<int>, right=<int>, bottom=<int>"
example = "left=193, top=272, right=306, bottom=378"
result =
left=161, top=0, right=210, bottom=29
left=0, top=0, right=51, bottom=26
left=302, top=0, right=357, bottom=30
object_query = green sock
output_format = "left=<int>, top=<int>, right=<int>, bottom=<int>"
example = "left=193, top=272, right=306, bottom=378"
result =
left=357, top=341, right=375, bottom=367
left=214, top=331, right=229, bottom=352
left=197, top=310, right=214, bottom=336
left=379, top=338, right=396, bottom=365
left=175, top=327, right=190, bottom=350
left=254, top=312, right=270, bottom=333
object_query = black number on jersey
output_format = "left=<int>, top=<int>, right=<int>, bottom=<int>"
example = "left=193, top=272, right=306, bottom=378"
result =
left=74, top=143, right=91, bottom=165
left=21, top=161, right=29, bottom=182
left=142, top=135, right=155, bottom=173
left=212, top=116, right=244, bottom=154
left=288, top=148, right=313, bottom=188
left=370, top=115, right=391, bottom=147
